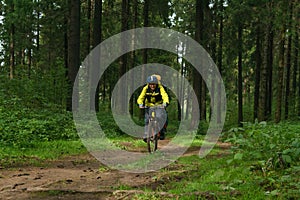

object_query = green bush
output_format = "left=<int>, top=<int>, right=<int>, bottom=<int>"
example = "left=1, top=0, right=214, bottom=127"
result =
left=225, top=121, right=300, bottom=169
left=0, top=108, right=78, bottom=147
left=224, top=121, right=300, bottom=198
left=0, top=72, right=77, bottom=147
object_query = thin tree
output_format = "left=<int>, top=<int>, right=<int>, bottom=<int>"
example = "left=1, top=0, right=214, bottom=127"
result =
left=129, top=0, right=139, bottom=116
left=198, top=0, right=207, bottom=121
left=254, top=22, right=262, bottom=121
left=9, top=2, right=15, bottom=79
left=192, top=0, right=204, bottom=125
left=275, top=27, right=286, bottom=123
left=257, top=14, right=268, bottom=122
left=118, top=0, right=129, bottom=114
left=284, top=1, right=293, bottom=119
left=142, top=0, right=149, bottom=68
left=86, top=0, right=92, bottom=56
left=91, top=0, right=102, bottom=112
left=139, top=0, right=149, bottom=119
left=66, top=0, right=81, bottom=111
left=292, top=14, right=299, bottom=116
left=237, top=21, right=243, bottom=127
left=265, top=1, right=274, bottom=119
left=36, top=0, right=40, bottom=52
left=217, top=0, right=224, bottom=124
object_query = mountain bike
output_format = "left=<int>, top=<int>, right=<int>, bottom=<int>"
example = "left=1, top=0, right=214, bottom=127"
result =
left=146, top=105, right=166, bottom=153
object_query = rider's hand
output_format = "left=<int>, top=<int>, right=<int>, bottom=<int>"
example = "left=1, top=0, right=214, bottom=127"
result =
left=139, top=104, right=144, bottom=108
left=163, top=103, right=167, bottom=108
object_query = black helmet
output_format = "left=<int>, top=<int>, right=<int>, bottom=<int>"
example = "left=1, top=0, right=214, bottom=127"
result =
left=146, top=75, right=158, bottom=84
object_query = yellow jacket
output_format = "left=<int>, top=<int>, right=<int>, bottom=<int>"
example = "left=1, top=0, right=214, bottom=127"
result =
left=137, top=84, right=169, bottom=107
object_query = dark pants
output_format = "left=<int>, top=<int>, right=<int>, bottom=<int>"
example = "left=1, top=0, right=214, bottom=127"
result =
left=144, top=107, right=167, bottom=139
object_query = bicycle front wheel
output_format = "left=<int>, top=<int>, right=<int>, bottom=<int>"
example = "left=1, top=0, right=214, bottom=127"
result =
left=147, top=121, right=158, bottom=153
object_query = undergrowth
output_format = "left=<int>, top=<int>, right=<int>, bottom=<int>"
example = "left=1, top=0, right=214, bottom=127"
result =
left=131, top=121, right=299, bottom=199
left=223, top=121, right=300, bottom=199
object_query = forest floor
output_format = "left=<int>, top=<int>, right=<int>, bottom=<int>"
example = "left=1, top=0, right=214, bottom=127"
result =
left=0, top=139, right=231, bottom=200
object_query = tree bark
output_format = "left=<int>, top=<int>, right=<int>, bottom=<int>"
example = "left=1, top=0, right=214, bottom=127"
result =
left=142, top=0, right=149, bottom=68
left=91, top=0, right=102, bottom=112
left=217, top=0, right=224, bottom=124
left=192, top=0, right=205, bottom=124
left=254, top=24, right=261, bottom=121
left=284, top=1, right=293, bottom=119
left=275, top=28, right=285, bottom=123
left=66, top=0, right=81, bottom=111
left=129, top=0, right=138, bottom=116
left=139, top=0, right=150, bottom=119
left=118, top=0, right=129, bottom=114
left=292, top=20, right=298, bottom=115
left=258, top=20, right=268, bottom=122
left=86, top=0, right=91, bottom=55
left=9, top=3, right=15, bottom=79
left=237, top=22, right=243, bottom=127
left=265, top=16, right=274, bottom=119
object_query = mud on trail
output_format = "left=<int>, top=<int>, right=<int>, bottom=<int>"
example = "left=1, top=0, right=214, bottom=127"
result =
left=0, top=140, right=231, bottom=200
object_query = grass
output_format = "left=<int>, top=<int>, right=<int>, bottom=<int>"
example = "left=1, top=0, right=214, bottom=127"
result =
left=0, top=140, right=87, bottom=167
left=130, top=121, right=300, bottom=200
left=131, top=155, right=274, bottom=200
left=1, top=121, right=298, bottom=199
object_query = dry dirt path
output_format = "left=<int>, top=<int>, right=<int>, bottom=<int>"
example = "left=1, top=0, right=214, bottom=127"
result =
left=0, top=140, right=231, bottom=200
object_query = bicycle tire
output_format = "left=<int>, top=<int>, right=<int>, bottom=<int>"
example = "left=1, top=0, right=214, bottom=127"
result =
left=147, top=121, right=158, bottom=153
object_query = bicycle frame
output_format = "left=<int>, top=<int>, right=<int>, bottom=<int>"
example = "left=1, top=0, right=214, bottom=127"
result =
left=146, top=105, right=165, bottom=153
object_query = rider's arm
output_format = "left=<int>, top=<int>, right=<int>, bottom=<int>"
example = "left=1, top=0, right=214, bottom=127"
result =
left=159, top=84, right=169, bottom=106
left=137, top=85, right=148, bottom=106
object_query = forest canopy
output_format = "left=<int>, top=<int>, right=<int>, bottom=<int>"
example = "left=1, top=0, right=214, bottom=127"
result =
left=0, top=0, right=299, bottom=126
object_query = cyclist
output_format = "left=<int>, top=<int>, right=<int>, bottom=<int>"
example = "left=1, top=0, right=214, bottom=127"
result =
left=137, top=75, right=169, bottom=142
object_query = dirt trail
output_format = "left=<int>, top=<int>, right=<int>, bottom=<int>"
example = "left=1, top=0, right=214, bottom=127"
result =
left=0, top=140, right=231, bottom=200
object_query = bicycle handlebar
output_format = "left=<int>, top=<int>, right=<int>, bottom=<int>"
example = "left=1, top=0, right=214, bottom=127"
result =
left=139, top=105, right=165, bottom=109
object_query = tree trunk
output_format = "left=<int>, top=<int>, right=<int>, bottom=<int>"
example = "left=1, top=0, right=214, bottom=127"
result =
left=139, top=0, right=149, bottom=119
left=199, top=0, right=206, bottom=121
left=91, top=0, right=102, bottom=112
left=36, top=0, right=40, bottom=52
left=66, top=0, right=81, bottom=111
left=284, top=2, right=293, bottom=119
left=9, top=3, right=15, bottom=79
left=129, top=0, right=138, bottom=116
left=142, top=0, right=149, bottom=68
left=185, top=85, right=191, bottom=120
left=192, top=0, right=204, bottom=124
left=9, top=23, right=15, bottom=79
left=293, top=21, right=299, bottom=116
left=265, top=15, right=274, bottom=119
left=118, top=0, right=129, bottom=114
left=237, top=22, right=243, bottom=127
left=258, top=22, right=268, bottom=122
left=275, top=28, right=285, bottom=123
left=64, top=15, right=68, bottom=82
left=86, top=0, right=91, bottom=55
left=178, top=47, right=185, bottom=121
left=217, top=0, right=224, bottom=124
left=254, top=24, right=261, bottom=121
left=28, top=48, right=32, bottom=78
left=177, top=63, right=182, bottom=121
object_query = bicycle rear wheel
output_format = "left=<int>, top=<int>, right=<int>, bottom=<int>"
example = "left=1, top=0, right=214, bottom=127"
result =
left=147, top=121, right=158, bottom=153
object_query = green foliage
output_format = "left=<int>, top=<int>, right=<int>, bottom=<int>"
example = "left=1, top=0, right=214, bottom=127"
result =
left=224, top=121, right=300, bottom=198
left=133, top=155, right=268, bottom=199
left=96, top=105, right=125, bottom=137
left=0, top=73, right=76, bottom=147
left=0, top=108, right=78, bottom=147
left=0, top=140, right=86, bottom=167
left=225, top=121, right=299, bottom=168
